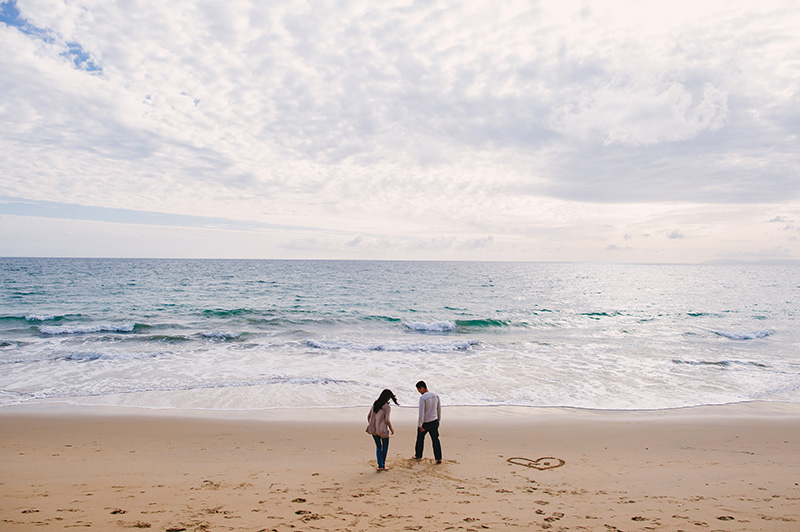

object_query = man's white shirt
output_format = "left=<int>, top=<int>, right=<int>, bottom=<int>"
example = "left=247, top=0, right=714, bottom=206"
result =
left=418, top=391, right=441, bottom=427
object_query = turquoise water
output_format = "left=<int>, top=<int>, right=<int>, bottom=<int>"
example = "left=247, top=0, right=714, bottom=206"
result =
left=1, top=258, right=798, bottom=410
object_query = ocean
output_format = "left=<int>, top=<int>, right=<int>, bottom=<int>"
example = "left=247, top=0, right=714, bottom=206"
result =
left=1, top=258, right=798, bottom=412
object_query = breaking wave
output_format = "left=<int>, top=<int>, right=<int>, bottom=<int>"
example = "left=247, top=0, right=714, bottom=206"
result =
left=16, top=375, right=361, bottom=402
left=201, top=331, right=243, bottom=340
left=306, top=339, right=478, bottom=352
left=26, top=314, right=59, bottom=322
left=0, top=350, right=172, bottom=365
left=403, top=321, right=457, bottom=332
left=59, top=351, right=169, bottom=362
left=38, top=322, right=138, bottom=335
left=672, top=359, right=769, bottom=368
left=403, top=319, right=513, bottom=333
left=712, top=330, right=772, bottom=340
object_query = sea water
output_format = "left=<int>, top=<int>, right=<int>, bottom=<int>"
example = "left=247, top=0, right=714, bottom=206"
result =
left=1, top=258, right=798, bottom=411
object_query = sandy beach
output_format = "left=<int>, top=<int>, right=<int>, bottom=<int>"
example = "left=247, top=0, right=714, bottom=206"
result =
left=1, top=403, right=799, bottom=531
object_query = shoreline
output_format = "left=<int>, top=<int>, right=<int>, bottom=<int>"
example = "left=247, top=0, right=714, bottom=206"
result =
left=2, top=401, right=799, bottom=531
left=2, top=398, right=800, bottom=422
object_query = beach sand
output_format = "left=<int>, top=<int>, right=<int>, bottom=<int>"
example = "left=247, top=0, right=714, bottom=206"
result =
left=1, top=403, right=799, bottom=531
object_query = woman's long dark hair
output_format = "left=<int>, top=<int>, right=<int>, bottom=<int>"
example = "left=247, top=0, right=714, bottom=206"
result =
left=373, top=389, right=398, bottom=413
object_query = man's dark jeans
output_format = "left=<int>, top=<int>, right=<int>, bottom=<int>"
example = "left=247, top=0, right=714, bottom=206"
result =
left=414, top=419, right=442, bottom=461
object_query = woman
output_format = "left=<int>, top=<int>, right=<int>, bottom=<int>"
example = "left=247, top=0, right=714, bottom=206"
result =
left=366, top=389, right=397, bottom=471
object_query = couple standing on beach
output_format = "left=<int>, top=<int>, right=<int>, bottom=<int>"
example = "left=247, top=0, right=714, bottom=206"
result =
left=366, top=380, right=442, bottom=471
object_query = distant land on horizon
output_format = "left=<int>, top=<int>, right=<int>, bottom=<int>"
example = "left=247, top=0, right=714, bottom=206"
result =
left=2, top=256, right=800, bottom=266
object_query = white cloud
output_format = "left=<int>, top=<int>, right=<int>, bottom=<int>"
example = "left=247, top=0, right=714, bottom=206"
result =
left=548, top=81, right=728, bottom=146
left=605, top=244, right=632, bottom=252
left=1, top=0, right=800, bottom=261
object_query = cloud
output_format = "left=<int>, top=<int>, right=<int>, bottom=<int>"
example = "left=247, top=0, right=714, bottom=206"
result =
left=282, top=232, right=497, bottom=259
left=768, top=216, right=789, bottom=223
left=346, top=234, right=364, bottom=247
left=547, top=81, right=728, bottom=146
left=764, top=214, right=800, bottom=234
left=1, top=0, right=800, bottom=261
left=605, top=244, right=632, bottom=252
left=457, top=236, right=494, bottom=251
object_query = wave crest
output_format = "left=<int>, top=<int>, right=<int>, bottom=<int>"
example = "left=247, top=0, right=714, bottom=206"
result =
left=713, top=330, right=772, bottom=340
left=39, top=322, right=137, bottom=335
left=201, top=332, right=242, bottom=340
left=60, top=351, right=168, bottom=362
left=403, top=321, right=456, bottom=332
left=306, top=339, right=478, bottom=352
left=672, top=359, right=769, bottom=368
left=26, top=314, right=59, bottom=322
left=403, top=319, right=512, bottom=332
left=455, top=319, right=510, bottom=328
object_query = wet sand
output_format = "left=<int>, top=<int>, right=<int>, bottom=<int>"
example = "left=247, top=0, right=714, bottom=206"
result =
left=1, top=403, right=799, bottom=531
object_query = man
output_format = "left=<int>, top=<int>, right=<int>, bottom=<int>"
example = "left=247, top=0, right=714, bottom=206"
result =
left=412, top=380, right=442, bottom=463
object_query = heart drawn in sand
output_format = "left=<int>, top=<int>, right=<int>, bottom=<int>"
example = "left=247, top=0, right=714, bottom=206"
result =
left=506, top=456, right=565, bottom=470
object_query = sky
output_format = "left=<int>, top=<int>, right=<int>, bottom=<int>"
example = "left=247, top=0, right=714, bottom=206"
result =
left=1, top=0, right=799, bottom=262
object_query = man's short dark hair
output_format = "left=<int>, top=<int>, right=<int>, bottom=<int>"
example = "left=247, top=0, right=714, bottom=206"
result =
left=416, top=380, right=427, bottom=390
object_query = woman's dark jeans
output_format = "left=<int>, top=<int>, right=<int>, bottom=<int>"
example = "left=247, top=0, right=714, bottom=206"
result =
left=372, top=435, right=389, bottom=468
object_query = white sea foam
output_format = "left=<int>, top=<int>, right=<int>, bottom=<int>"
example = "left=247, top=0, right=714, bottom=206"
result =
left=60, top=351, right=169, bottom=362
left=403, top=321, right=457, bottom=332
left=202, top=332, right=242, bottom=339
left=38, top=322, right=137, bottom=335
left=25, top=314, right=57, bottom=322
left=306, top=339, right=477, bottom=352
left=21, top=374, right=359, bottom=402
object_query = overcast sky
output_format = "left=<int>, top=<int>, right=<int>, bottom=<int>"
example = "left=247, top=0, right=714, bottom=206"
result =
left=1, top=0, right=799, bottom=262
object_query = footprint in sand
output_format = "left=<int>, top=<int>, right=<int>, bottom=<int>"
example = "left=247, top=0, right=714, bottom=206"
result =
left=543, top=512, right=564, bottom=522
left=120, top=521, right=152, bottom=529
left=198, top=480, right=221, bottom=490
left=64, top=521, right=93, bottom=528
